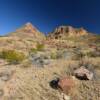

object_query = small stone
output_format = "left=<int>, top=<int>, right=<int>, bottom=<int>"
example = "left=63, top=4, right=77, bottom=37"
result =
left=61, top=93, right=70, bottom=100
left=1, top=74, right=10, bottom=81
left=49, top=78, right=59, bottom=89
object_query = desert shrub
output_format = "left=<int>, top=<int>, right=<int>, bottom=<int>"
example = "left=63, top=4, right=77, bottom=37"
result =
left=86, top=52, right=94, bottom=57
left=29, top=43, right=44, bottom=54
left=50, top=52, right=57, bottom=59
left=7, top=40, right=13, bottom=44
left=86, top=51, right=100, bottom=57
left=36, top=43, right=44, bottom=51
left=0, top=50, right=26, bottom=64
left=30, top=48, right=38, bottom=53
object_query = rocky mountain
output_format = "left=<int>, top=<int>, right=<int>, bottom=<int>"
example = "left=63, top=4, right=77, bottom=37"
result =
left=0, top=23, right=99, bottom=100
left=48, top=26, right=89, bottom=39
left=8, top=22, right=45, bottom=41
left=16, top=22, right=39, bottom=33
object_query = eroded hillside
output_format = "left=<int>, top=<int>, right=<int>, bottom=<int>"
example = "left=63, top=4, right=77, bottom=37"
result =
left=0, top=24, right=100, bottom=100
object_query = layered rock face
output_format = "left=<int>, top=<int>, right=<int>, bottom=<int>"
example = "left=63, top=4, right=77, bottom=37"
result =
left=48, top=26, right=88, bottom=39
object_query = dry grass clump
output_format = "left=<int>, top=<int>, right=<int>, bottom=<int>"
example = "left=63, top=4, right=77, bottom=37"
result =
left=74, top=81, right=100, bottom=100
left=21, top=60, right=32, bottom=68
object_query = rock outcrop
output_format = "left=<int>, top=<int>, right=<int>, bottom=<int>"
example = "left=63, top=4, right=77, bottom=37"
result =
left=48, top=26, right=88, bottom=39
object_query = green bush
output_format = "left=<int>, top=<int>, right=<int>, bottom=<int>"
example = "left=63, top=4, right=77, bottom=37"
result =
left=0, top=50, right=26, bottom=64
left=29, top=43, right=44, bottom=54
left=50, top=52, right=57, bottom=59
left=36, top=43, right=44, bottom=51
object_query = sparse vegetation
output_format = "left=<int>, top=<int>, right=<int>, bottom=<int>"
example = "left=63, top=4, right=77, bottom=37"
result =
left=50, top=52, right=57, bottom=59
left=36, top=43, right=44, bottom=51
left=29, top=43, right=44, bottom=54
left=0, top=24, right=99, bottom=100
left=6, top=39, right=13, bottom=44
left=21, top=60, right=32, bottom=68
left=0, top=50, right=26, bottom=64
left=86, top=51, right=100, bottom=57
left=30, top=48, right=38, bottom=53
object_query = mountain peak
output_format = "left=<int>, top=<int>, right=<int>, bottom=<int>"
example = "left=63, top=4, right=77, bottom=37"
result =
left=16, top=22, right=38, bottom=33
left=8, top=22, right=45, bottom=40
left=25, top=22, right=34, bottom=29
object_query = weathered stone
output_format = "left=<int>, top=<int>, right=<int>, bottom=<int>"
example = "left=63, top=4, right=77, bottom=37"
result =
left=74, top=67, right=94, bottom=80
left=30, top=53, right=52, bottom=67
left=0, top=73, right=10, bottom=81
left=49, top=78, right=59, bottom=89
left=58, top=77, right=74, bottom=93
left=62, top=93, right=70, bottom=100
left=60, top=93, right=70, bottom=100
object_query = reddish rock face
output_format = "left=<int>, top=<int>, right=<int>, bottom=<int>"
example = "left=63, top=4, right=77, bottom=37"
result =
left=58, top=77, right=74, bottom=93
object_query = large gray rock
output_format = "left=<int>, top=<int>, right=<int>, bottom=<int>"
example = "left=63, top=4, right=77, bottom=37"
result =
left=30, top=53, right=51, bottom=67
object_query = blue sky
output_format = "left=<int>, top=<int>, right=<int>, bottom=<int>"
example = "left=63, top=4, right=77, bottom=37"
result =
left=0, top=0, right=100, bottom=35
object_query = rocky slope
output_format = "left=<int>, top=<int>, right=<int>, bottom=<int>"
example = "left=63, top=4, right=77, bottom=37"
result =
left=0, top=24, right=99, bottom=100
left=0, top=23, right=45, bottom=53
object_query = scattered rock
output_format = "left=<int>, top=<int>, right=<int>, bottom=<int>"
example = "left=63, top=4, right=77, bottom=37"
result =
left=0, top=71, right=15, bottom=82
left=49, top=50, right=77, bottom=60
left=58, top=50, right=76, bottom=60
left=74, top=67, right=94, bottom=80
left=61, top=93, right=70, bottom=100
left=30, top=53, right=51, bottom=67
left=58, top=77, right=74, bottom=94
left=0, top=73, right=10, bottom=81
left=49, top=78, right=59, bottom=89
